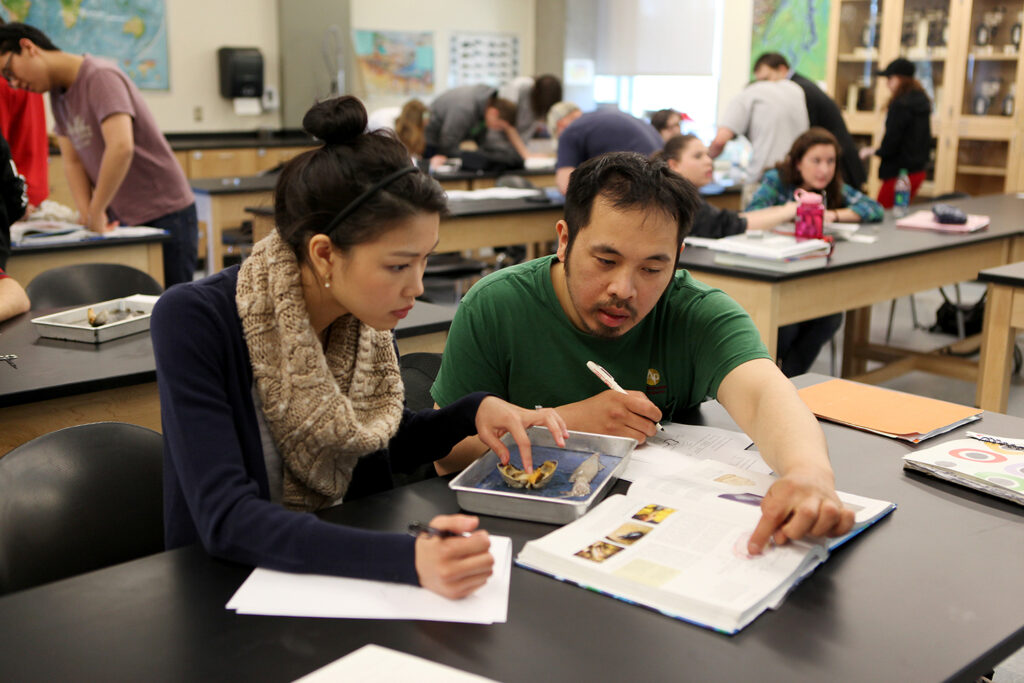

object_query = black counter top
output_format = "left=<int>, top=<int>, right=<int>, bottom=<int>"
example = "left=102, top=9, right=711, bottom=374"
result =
left=165, top=129, right=318, bottom=150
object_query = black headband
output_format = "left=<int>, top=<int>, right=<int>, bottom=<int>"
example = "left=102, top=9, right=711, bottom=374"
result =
left=323, top=165, right=419, bottom=236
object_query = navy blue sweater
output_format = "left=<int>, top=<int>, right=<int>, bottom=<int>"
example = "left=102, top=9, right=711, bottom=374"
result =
left=151, top=267, right=486, bottom=585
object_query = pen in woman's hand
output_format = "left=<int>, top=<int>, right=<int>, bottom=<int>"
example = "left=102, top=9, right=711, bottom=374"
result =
left=407, top=521, right=473, bottom=539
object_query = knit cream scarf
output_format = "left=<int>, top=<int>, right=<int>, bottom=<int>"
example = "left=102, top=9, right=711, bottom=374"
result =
left=236, top=231, right=404, bottom=511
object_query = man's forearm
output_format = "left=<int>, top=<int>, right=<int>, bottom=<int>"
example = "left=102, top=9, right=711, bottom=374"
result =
left=707, top=127, right=734, bottom=159
left=718, top=359, right=834, bottom=478
left=88, top=141, right=133, bottom=221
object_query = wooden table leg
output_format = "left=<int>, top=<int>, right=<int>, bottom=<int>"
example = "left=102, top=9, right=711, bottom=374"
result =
left=975, top=283, right=1015, bottom=412
left=842, top=306, right=872, bottom=377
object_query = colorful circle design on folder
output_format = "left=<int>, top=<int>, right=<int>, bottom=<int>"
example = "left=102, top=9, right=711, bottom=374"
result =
left=1005, top=461, right=1024, bottom=477
left=949, top=447, right=1007, bottom=464
left=976, top=472, right=1024, bottom=492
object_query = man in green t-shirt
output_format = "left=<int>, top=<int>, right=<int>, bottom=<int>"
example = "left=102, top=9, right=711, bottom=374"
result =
left=432, top=152, right=854, bottom=554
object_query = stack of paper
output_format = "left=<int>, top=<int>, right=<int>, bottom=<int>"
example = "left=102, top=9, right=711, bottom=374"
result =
left=444, top=187, right=545, bottom=201
left=11, top=220, right=167, bottom=245
left=798, top=378, right=982, bottom=443
left=621, top=423, right=766, bottom=485
left=706, top=233, right=831, bottom=273
left=902, top=436, right=1024, bottom=506
left=226, top=536, right=512, bottom=623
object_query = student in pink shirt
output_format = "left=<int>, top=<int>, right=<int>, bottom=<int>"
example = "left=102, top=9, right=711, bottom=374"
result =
left=0, top=23, right=198, bottom=286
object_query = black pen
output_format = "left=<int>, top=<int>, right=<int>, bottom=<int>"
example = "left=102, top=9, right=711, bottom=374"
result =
left=407, top=521, right=473, bottom=539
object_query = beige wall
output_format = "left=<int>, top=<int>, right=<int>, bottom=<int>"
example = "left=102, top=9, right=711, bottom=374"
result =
left=718, top=0, right=754, bottom=120
left=44, top=1, right=751, bottom=134
left=46, top=0, right=282, bottom=134
left=350, top=0, right=537, bottom=112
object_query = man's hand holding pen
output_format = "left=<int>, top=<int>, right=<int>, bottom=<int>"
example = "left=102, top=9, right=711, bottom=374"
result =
left=555, top=390, right=663, bottom=445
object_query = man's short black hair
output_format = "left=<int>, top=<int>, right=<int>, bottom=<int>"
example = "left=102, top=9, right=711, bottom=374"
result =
left=563, top=151, right=700, bottom=256
left=753, top=52, right=789, bottom=71
left=0, top=23, right=59, bottom=54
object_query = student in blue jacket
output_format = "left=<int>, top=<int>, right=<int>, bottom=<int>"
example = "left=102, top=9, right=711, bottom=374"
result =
left=151, top=95, right=567, bottom=600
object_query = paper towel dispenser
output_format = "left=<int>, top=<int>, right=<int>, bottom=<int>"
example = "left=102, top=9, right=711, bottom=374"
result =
left=218, top=47, right=264, bottom=98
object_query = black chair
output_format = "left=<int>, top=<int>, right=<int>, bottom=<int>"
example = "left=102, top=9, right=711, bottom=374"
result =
left=222, top=220, right=254, bottom=265
left=25, top=263, right=163, bottom=309
left=400, top=352, right=443, bottom=412
left=421, top=252, right=489, bottom=303
left=0, top=422, right=164, bottom=595
left=393, top=352, right=443, bottom=486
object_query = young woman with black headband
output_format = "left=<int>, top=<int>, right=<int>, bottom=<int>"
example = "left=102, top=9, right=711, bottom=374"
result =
left=152, top=96, right=567, bottom=599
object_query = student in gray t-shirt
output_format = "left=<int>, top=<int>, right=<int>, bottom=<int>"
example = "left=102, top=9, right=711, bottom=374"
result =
left=0, top=22, right=198, bottom=287
left=709, top=80, right=809, bottom=187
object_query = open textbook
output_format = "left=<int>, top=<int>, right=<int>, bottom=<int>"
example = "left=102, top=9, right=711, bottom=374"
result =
left=516, top=460, right=895, bottom=635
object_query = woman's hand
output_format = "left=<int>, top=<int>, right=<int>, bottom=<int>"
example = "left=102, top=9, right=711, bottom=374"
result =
left=475, top=396, right=569, bottom=472
left=858, top=146, right=875, bottom=161
left=414, top=514, right=494, bottom=599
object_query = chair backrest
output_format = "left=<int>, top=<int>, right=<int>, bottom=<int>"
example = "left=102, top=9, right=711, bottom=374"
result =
left=399, top=352, right=443, bottom=412
left=0, top=422, right=164, bottom=595
left=25, top=263, right=163, bottom=309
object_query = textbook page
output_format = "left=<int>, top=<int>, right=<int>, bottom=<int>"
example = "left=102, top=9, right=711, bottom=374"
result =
left=631, top=460, right=896, bottom=549
left=623, top=423, right=767, bottom=485
left=517, top=460, right=894, bottom=633
left=227, top=536, right=512, bottom=623
left=516, top=485, right=825, bottom=634
left=294, top=644, right=497, bottom=683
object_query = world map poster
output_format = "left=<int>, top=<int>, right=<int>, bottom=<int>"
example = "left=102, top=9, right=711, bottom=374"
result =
left=1, top=0, right=169, bottom=90
left=751, top=0, right=830, bottom=82
left=353, top=29, right=434, bottom=96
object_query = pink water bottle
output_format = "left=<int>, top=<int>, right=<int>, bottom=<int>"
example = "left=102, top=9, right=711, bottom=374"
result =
left=794, top=188, right=824, bottom=240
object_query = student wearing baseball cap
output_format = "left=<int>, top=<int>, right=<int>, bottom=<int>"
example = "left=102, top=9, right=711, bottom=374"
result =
left=859, top=59, right=932, bottom=207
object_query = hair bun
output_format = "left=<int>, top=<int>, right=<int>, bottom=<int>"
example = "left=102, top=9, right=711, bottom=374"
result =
left=303, top=95, right=368, bottom=145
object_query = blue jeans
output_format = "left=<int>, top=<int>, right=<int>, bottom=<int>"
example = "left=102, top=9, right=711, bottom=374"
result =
left=147, top=203, right=198, bottom=288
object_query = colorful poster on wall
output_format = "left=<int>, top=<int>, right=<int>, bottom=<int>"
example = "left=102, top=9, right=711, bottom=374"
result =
left=0, top=0, right=169, bottom=90
left=353, top=29, right=434, bottom=96
left=750, top=0, right=830, bottom=82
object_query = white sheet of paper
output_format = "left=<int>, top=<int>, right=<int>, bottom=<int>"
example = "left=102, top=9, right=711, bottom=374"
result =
left=622, top=423, right=769, bottom=484
left=293, top=644, right=498, bottom=683
left=226, top=536, right=512, bottom=623
left=233, top=97, right=263, bottom=115
left=12, top=222, right=167, bottom=245
left=444, top=187, right=543, bottom=201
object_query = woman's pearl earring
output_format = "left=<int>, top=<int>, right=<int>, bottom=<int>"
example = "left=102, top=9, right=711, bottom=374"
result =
left=324, top=281, right=331, bottom=289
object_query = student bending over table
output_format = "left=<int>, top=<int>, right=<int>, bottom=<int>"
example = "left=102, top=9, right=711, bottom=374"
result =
left=745, top=128, right=884, bottom=376
left=431, top=151, right=855, bottom=555
left=0, top=22, right=198, bottom=287
left=151, top=96, right=567, bottom=600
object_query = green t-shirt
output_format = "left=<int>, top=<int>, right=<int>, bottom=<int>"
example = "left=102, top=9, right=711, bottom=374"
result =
left=431, top=256, right=770, bottom=420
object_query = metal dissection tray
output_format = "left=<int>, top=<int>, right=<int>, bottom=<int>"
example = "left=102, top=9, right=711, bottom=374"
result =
left=449, top=427, right=637, bottom=524
left=31, top=295, right=160, bottom=343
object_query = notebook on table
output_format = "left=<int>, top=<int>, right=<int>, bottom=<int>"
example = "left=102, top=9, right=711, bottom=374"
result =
left=902, top=437, right=1024, bottom=506
left=895, top=211, right=989, bottom=233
